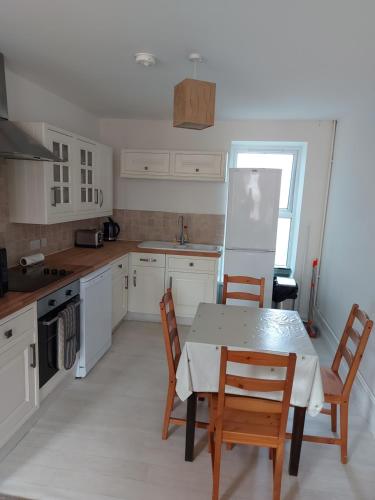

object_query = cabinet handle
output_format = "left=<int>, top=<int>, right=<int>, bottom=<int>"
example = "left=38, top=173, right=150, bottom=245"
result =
left=195, top=168, right=200, bottom=172
left=4, top=329, right=12, bottom=339
left=118, top=264, right=123, bottom=269
left=140, top=258, right=149, bottom=262
left=100, top=189, right=104, bottom=207
left=144, top=165, right=149, bottom=171
left=51, top=187, right=57, bottom=207
left=30, top=343, right=37, bottom=368
left=125, top=275, right=129, bottom=290
left=94, top=188, right=99, bottom=204
left=169, top=276, right=173, bottom=289
left=189, top=262, right=194, bottom=267
left=133, top=271, right=137, bottom=287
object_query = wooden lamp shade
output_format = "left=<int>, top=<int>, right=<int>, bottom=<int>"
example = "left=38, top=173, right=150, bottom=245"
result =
left=173, top=78, right=216, bottom=130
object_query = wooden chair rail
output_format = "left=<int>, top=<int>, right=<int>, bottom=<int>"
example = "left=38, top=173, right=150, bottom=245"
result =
left=226, top=374, right=286, bottom=393
left=227, top=350, right=290, bottom=367
left=222, top=274, right=265, bottom=308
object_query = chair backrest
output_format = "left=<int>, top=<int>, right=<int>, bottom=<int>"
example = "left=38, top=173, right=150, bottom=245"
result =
left=331, top=304, right=373, bottom=398
left=222, top=274, right=265, bottom=308
left=217, top=347, right=296, bottom=440
left=160, top=288, right=181, bottom=380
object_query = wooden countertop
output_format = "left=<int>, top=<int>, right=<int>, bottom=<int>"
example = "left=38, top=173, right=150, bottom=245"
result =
left=0, top=240, right=222, bottom=321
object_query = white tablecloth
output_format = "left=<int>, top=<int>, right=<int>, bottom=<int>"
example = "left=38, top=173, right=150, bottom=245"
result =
left=176, top=304, right=324, bottom=416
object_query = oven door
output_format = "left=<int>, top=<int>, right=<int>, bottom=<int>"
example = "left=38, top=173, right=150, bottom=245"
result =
left=38, top=297, right=80, bottom=388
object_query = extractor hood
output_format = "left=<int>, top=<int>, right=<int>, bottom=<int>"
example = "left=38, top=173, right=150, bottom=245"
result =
left=0, top=53, right=62, bottom=162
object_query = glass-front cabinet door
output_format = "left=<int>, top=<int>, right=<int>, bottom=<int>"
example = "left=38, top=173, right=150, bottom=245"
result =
left=78, top=139, right=96, bottom=212
left=47, top=129, right=74, bottom=218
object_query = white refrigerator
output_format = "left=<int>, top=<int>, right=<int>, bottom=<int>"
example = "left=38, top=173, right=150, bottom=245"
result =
left=224, top=168, right=281, bottom=307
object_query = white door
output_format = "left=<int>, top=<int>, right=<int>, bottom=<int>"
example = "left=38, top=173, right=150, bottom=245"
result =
left=225, top=168, right=281, bottom=251
left=46, top=129, right=75, bottom=221
left=96, top=144, right=113, bottom=214
left=224, top=249, right=275, bottom=308
left=167, top=271, right=216, bottom=318
left=0, top=331, right=38, bottom=449
left=128, top=266, right=165, bottom=315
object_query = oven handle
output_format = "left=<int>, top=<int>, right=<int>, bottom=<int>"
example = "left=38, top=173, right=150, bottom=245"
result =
left=40, top=299, right=81, bottom=327
left=30, top=343, right=37, bottom=368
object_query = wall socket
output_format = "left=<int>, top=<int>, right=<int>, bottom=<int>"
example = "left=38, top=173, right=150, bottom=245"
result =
left=30, top=239, right=41, bottom=251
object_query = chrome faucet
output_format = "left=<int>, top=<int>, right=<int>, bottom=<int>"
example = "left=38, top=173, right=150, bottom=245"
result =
left=177, top=215, right=186, bottom=245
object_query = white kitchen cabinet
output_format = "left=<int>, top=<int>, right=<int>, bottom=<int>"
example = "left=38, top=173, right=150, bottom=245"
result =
left=8, top=122, right=113, bottom=224
left=171, top=152, right=226, bottom=181
left=120, top=149, right=226, bottom=182
left=111, top=255, right=129, bottom=329
left=165, top=255, right=219, bottom=319
left=121, top=150, right=170, bottom=179
left=76, top=137, right=97, bottom=215
left=96, top=143, right=113, bottom=215
left=128, top=253, right=166, bottom=315
left=0, top=305, right=38, bottom=450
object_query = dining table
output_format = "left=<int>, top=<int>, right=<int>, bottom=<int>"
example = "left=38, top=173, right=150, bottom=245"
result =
left=175, top=303, right=324, bottom=476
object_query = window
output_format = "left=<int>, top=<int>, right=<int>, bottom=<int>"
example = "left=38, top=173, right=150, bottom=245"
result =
left=230, top=142, right=305, bottom=269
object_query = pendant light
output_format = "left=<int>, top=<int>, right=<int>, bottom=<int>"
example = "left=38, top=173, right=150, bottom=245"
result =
left=173, top=53, right=216, bottom=130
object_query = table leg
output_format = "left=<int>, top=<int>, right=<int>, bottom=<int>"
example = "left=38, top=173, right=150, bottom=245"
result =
left=185, top=392, right=197, bottom=462
left=289, top=406, right=307, bottom=476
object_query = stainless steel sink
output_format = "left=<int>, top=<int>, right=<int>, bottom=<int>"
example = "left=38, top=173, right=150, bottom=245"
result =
left=138, top=241, right=221, bottom=253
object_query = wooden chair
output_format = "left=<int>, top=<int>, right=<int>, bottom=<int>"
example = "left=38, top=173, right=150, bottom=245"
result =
left=160, top=288, right=209, bottom=440
left=210, top=347, right=296, bottom=500
left=222, top=274, right=265, bottom=307
left=302, top=303, right=373, bottom=464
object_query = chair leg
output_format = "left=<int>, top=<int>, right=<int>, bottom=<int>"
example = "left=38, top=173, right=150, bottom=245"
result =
left=273, top=445, right=284, bottom=500
left=331, top=404, right=337, bottom=433
left=162, top=379, right=176, bottom=440
left=212, top=437, right=222, bottom=500
left=340, top=402, right=349, bottom=464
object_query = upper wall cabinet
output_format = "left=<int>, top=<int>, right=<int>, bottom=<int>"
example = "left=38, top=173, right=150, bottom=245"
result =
left=120, top=149, right=226, bottom=182
left=7, top=123, right=113, bottom=224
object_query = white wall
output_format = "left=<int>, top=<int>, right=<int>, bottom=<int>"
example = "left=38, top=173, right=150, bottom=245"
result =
left=316, top=113, right=375, bottom=433
left=5, top=67, right=99, bottom=139
left=100, top=118, right=334, bottom=319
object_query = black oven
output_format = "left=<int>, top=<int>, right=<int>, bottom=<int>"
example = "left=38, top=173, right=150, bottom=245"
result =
left=37, top=280, right=80, bottom=388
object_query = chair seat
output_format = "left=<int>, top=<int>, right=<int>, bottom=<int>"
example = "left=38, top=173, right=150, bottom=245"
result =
left=321, top=366, right=344, bottom=404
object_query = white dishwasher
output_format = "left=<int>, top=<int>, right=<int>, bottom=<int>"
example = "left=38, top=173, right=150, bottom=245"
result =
left=76, top=265, right=112, bottom=378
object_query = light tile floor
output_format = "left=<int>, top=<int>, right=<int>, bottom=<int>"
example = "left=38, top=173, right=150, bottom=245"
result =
left=0, top=320, right=374, bottom=500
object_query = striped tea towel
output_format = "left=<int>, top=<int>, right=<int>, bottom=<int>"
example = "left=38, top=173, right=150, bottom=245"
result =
left=57, top=302, right=78, bottom=370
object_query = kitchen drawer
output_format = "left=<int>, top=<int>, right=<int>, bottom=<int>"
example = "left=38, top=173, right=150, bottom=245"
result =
left=111, top=254, right=129, bottom=278
left=166, top=255, right=217, bottom=274
left=172, top=152, right=224, bottom=180
left=0, top=305, right=36, bottom=352
left=121, top=150, right=170, bottom=177
left=131, top=252, right=165, bottom=268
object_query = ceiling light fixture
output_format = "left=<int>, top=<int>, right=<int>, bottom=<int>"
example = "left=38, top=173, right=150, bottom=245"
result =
left=173, top=52, right=216, bottom=130
left=134, top=52, right=156, bottom=67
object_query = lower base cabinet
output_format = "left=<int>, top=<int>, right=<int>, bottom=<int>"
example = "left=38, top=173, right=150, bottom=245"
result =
left=111, top=255, right=129, bottom=329
left=0, top=327, right=38, bottom=449
left=166, top=271, right=216, bottom=318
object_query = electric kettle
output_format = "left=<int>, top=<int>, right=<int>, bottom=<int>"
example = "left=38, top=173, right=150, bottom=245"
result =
left=103, top=217, right=120, bottom=241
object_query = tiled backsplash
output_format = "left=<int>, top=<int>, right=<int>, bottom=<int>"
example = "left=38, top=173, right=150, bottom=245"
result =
left=0, top=163, right=104, bottom=266
left=0, top=162, right=225, bottom=266
left=113, top=209, right=225, bottom=245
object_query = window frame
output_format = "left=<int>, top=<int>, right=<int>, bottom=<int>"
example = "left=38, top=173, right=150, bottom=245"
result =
left=229, top=141, right=304, bottom=270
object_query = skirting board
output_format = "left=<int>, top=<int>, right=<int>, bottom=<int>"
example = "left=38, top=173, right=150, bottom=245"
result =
left=314, top=306, right=375, bottom=437
left=125, top=312, right=193, bottom=326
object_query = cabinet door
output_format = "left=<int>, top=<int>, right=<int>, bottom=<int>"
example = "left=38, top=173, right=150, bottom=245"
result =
left=166, top=271, right=216, bottom=318
left=121, top=151, right=170, bottom=178
left=112, top=273, right=128, bottom=329
left=46, top=129, right=75, bottom=220
left=77, top=139, right=97, bottom=213
left=96, top=143, right=113, bottom=214
left=0, top=330, right=38, bottom=449
left=172, top=152, right=225, bottom=181
left=128, top=265, right=165, bottom=314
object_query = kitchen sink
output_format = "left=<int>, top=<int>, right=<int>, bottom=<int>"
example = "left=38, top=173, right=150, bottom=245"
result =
left=138, top=241, right=221, bottom=253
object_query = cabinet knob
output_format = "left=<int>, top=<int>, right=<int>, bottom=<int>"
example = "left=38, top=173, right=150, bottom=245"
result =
left=4, top=329, right=12, bottom=339
left=48, top=299, right=57, bottom=307
left=118, top=264, right=123, bottom=268
left=195, top=168, right=200, bottom=172
left=144, top=165, right=149, bottom=170
left=189, top=262, right=194, bottom=267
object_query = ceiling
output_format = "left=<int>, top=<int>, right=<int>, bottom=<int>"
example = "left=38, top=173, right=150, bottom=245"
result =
left=0, top=0, right=374, bottom=120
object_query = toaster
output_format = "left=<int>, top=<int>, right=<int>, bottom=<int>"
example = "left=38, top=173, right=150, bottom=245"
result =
left=75, top=229, right=103, bottom=248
